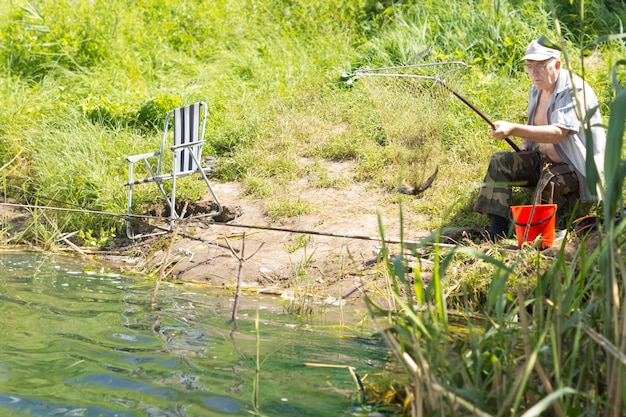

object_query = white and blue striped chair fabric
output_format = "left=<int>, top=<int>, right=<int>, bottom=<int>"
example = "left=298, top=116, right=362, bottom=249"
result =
left=123, top=101, right=222, bottom=239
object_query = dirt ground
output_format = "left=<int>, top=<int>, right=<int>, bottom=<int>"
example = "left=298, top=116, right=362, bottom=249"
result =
left=2, top=159, right=584, bottom=306
left=113, top=160, right=437, bottom=305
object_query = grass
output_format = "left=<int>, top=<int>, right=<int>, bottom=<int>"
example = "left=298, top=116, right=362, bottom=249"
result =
left=4, top=4, right=618, bottom=232
left=369, top=222, right=623, bottom=415
left=3, top=0, right=613, bottom=241
left=1, top=0, right=626, bottom=413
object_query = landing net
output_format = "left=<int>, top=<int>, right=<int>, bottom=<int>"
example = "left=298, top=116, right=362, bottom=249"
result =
left=355, top=62, right=467, bottom=191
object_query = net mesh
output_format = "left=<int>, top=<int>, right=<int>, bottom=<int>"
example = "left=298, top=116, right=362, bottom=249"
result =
left=356, top=62, right=466, bottom=191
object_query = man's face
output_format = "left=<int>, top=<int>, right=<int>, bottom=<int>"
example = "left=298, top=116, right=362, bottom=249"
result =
left=525, top=58, right=560, bottom=91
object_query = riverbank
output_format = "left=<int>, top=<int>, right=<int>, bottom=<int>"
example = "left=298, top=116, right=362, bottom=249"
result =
left=117, top=160, right=435, bottom=305
left=4, top=159, right=584, bottom=311
left=0, top=159, right=439, bottom=303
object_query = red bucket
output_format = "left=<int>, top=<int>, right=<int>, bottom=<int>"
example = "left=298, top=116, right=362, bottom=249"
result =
left=510, top=204, right=557, bottom=249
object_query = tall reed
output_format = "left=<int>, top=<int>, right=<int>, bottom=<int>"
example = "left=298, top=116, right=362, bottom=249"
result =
left=365, top=17, right=626, bottom=417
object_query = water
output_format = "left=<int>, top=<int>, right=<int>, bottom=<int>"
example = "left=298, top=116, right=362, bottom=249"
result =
left=0, top=251, right=390, bottom=417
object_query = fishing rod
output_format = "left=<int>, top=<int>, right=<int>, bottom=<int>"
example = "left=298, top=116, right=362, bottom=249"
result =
left=0, top=202, right=234, bottom=250
left=203, top=220, right=422, bottom=246
left=0, top=201, right=428, bottom=247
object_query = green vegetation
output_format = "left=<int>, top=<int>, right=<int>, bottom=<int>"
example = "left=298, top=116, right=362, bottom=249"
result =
left=362, top=3, right=626, bottom=416
left=1, top=0, right=622, bottom=245
left=1, top=0, right=626, bottom=414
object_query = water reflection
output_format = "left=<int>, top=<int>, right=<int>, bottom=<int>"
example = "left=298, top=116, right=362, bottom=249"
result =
left=0, top=251, right=389, bottom=416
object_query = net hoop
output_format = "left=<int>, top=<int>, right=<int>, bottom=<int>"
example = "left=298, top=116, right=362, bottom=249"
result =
left=354, top=61, right=467, bottom=80
left=354, top=61, right=468, bottom=192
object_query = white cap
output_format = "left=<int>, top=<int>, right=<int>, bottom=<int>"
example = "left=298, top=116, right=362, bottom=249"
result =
left=522, top=39, right=560, bottom=61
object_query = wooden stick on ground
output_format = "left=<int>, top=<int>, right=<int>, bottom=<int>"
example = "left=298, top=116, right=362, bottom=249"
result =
left=223, top=232, right=265, bottom=321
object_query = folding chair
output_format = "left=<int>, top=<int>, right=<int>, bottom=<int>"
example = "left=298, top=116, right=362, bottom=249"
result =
left=123, top=101, right=222, bottom=239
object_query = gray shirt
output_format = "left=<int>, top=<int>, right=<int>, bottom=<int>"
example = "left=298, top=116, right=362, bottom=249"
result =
left=527, top=69, right=606, bottom=202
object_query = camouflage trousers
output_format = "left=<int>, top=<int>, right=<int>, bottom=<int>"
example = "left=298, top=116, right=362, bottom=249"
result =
left=474, top=150, right=579, bottom=220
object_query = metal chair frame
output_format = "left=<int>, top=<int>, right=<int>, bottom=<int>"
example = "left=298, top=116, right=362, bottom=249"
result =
left=124, top=101, right=222, bottom=239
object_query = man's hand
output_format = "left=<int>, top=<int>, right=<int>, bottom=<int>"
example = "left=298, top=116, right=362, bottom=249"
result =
left=489, top=121, right=567, bottom=145
left=489, top=121, right=516, bottom=140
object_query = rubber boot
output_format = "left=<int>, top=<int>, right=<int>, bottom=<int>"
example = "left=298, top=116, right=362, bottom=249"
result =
left=489, top=214, right=511, bottom=241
